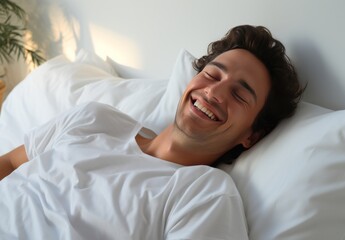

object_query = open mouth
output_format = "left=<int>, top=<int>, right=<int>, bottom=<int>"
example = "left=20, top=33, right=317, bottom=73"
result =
left=192, top=99, right=219, bottom=121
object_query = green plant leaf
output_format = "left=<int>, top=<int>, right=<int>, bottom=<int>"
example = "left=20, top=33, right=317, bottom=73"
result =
left=0, top=0, right=45, bottom=66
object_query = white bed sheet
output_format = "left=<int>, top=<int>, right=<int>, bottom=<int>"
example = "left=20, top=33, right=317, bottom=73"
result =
left=0, top=102, right=249, bottom=240
left=1, top=49, right=345, bottom=240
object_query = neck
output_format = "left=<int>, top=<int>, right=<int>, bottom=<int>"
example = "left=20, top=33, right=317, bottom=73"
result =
left=136, top=125, right=220, bottom=166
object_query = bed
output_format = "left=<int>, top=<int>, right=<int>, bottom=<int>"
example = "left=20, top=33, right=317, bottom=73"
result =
left=1, top=1, right=345, bottom=239
left=1, top=48, right=345, bottom=240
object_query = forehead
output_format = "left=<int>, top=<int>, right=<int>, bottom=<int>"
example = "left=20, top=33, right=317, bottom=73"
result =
left=212, top=49, right=267, bottom=73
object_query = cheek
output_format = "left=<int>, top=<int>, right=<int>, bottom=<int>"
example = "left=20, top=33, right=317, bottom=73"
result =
left=188, top=74, right=209, bottom=87
left=221, top=119, right=253, bottom=146
left=179, top=77, right=206, bottom=103
left=223, top=107, right=256, bottom=134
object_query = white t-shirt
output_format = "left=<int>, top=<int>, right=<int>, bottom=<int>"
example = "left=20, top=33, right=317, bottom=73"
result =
left=0, top=102, right=248, bottom=240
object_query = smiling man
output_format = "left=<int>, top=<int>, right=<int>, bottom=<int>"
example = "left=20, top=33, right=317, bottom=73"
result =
left=0, top=25, right=303, bottom=240
left=136, top=25, right=304, bottom=167
left=136, top=48, right=272, bottom=166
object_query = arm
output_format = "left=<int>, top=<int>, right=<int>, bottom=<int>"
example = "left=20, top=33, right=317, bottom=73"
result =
left=0, top=145, right=28, bottom=180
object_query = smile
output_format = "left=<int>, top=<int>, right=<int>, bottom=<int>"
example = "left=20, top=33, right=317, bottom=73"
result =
left=193, top=100, right=218, bottom=121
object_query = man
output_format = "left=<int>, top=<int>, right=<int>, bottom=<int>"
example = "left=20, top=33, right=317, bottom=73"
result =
left=0, top=25, right=303, bottom=239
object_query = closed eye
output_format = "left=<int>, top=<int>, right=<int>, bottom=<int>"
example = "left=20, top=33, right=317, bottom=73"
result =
left=204, top=72, right=219, bottom=81
left=232, top=90, right=248, bottom=104
left=239, top=79, right=257, bottom=103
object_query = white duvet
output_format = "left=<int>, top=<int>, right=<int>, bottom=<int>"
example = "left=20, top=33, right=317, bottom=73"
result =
left=0, top=102, right=248, bottom=240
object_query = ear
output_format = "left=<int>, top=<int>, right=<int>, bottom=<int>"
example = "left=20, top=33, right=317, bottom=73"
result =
left=241, top=131, right=262, bottom=149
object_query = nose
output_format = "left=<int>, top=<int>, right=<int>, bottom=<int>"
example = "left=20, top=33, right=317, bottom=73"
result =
left=204, top=82, right=227, bottom=103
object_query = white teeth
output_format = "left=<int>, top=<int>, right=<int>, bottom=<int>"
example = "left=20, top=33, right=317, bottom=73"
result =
left=193, top=100, right=217, bottom=120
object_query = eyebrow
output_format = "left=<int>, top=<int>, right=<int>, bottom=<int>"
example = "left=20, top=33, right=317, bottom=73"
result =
left=208, top=61, right=258, bottom=102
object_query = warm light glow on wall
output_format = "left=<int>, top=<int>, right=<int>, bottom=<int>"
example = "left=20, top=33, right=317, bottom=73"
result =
left=23, top=31, right=37, bottom=72
left=88, top=23, right=142, bottom=70
left=31, top=2, right=80, bottom=62
left=50, top=7, right=79, bottom=61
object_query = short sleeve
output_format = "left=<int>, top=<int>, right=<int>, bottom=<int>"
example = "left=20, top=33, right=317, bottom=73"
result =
left=164, top=166, right=248, bottom=240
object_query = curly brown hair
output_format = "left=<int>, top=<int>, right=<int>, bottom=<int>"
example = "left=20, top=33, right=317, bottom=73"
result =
left=194, top=25, right=305, bottom=164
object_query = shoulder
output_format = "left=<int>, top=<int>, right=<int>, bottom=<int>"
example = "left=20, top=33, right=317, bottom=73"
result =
left=165, top=166, right=249, bottom=239
left=169, top=165, right=241, bottom=203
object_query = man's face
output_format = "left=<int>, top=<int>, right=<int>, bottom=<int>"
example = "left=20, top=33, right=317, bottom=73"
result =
left=174, top=49, right=271, bottom=157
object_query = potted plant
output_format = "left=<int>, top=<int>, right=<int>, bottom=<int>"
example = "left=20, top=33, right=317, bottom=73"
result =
left=0, top=0, right=45, bottom=107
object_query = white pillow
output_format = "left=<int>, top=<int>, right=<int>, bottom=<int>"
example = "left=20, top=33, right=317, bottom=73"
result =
left=74, top=49, right=119, bottom=76
left=76, top=78, right=167, bottom=126
left=219, top=102, right=345, bottom=240
left=75, top=48, right=198, bottom=132
left=144, top=49, right=197, bottom=134
left=0, top=49, right=196, bottom=154
left=0, top=53, right=119, bottom=154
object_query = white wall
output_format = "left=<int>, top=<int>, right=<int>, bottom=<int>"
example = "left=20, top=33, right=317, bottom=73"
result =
left=21, top=0, right=345, bottom=110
